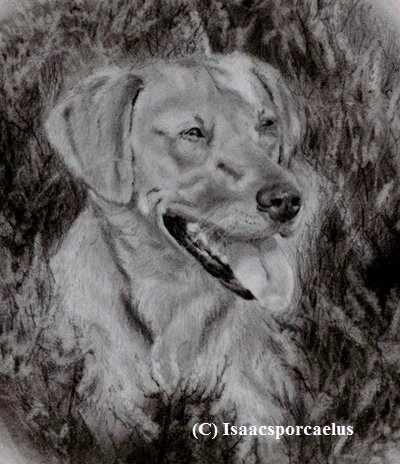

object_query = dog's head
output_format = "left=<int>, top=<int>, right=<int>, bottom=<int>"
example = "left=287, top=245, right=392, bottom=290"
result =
left=45, top=52, right=303, bottom=311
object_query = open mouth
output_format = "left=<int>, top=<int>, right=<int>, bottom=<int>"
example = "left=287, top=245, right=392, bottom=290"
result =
left=162, top=212, right=255, bottom=300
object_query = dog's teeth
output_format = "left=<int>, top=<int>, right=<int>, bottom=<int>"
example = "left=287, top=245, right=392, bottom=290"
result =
left=197, top=232, right=209, bottom=246
left=186, top=223, right=229, bottom=265
left=209, top=245, right=221, bottom=258
left=207, top=243, right=228, bottom=264
left=187, top=222, right=200, bottom=234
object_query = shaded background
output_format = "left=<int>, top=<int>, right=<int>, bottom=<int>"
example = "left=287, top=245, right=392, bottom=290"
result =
left=0, top=0, right=400, bottom=462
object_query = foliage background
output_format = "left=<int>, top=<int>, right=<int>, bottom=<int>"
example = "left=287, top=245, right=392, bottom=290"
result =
left=0, top=0, right=400, bottom=462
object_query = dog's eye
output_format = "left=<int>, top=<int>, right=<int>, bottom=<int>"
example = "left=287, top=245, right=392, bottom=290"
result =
left=258, top=119, right=276, bottom=131
left=181, top=127, right=205, bottom=140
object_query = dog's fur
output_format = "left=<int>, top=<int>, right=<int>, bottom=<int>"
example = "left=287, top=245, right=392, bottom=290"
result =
left=43, top=52, right=305, bottom=462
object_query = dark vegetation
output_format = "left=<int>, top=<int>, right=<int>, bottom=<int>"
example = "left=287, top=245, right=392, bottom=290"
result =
left=0, top=0, right=400, bottom=462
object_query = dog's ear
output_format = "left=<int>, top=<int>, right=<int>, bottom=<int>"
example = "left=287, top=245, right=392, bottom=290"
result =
left=249, top=56, right=302, bottom=164
left=45, top=69, right=143, bottom=204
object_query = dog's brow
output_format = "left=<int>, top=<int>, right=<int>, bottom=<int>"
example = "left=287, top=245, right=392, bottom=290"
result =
left=152, top=112, right=206, bottom=135
left=151, top=127, right=168, bottom=137
left=259, top=108, right=276, bottom=120
left=204, top=65, right=229, bottom=93
left=194, top=115, right=205, bottom=126
left=206, top=64, right=265, bottom=108
left=257, top=76, right=275, bottom=103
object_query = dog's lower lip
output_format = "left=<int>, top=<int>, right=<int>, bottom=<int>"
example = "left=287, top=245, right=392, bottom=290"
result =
left=162, top=212, right=255, bottom=300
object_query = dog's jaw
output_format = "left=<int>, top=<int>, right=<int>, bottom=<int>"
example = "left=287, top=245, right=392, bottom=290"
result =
left=162, top=211, right=255, bottom=300
left=161, top=209, right=295, bottom=312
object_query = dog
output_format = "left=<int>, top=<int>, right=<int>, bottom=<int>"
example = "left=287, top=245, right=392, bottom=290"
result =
left=44, top=52, right=304, bottom=462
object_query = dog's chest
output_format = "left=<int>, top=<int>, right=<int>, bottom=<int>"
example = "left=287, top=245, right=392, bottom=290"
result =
left=130, top=271, right=241, bottom=394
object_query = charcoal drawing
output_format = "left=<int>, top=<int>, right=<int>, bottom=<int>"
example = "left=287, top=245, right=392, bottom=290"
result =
left=0, top=1, right=399, bottom=463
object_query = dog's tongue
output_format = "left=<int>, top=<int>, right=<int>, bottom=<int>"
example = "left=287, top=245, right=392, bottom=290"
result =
left=228, top=237, right=294, bottom=311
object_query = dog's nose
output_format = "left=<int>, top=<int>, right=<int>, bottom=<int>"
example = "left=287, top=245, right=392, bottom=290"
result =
left=256, top=186, right=301, bottom=222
